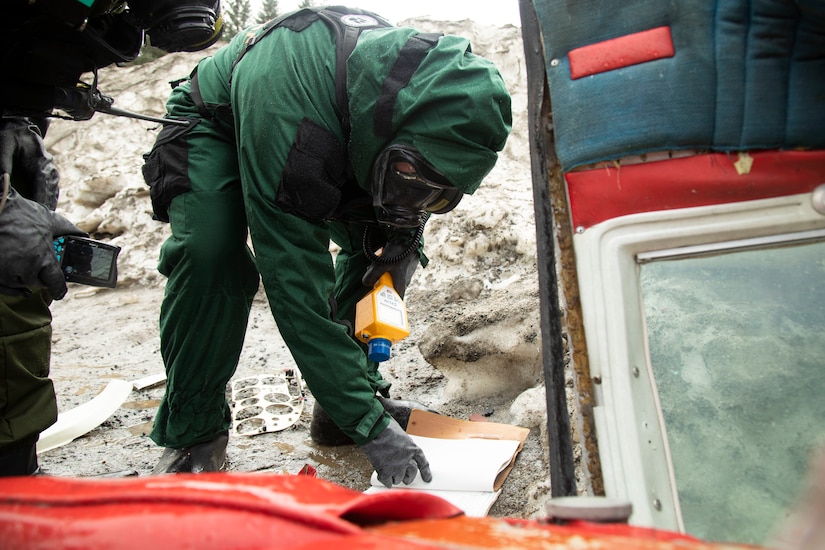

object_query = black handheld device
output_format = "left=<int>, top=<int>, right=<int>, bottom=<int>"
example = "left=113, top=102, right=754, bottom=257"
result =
left=53, top=236, right=121, bottom=288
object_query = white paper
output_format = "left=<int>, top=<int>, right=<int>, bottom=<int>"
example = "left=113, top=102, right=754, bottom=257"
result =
left=368, top=435, right=520, bottom=491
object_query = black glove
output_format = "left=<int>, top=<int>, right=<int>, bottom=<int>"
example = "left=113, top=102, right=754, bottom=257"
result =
left=361, top=417, right=432, bottom=488
left=377, top=395, right=440, bottom=430
left=0, top=118, right=60, bottom=210
left=0, top=188, right=86, bottom=299
left=361, top=239, right=420, bottom=298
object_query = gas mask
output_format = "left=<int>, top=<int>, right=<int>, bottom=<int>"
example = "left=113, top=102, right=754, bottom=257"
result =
left=127, top=0, right=223, bottom=52
left=371, top=145, right=462, bottom=229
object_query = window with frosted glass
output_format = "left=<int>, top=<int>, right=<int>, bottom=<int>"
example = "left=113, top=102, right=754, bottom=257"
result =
left=640, top=239, right=825, bottom=545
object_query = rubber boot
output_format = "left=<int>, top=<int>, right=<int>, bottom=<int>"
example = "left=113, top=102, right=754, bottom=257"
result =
left=0, top=436, right=39, bottom=477
left=152, top=432, right=229, bottom=474
left=310, top=402, right=354, bottom=446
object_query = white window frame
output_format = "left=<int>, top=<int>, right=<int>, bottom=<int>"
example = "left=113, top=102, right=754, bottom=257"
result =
left=571, top=189, right=825, bottom=531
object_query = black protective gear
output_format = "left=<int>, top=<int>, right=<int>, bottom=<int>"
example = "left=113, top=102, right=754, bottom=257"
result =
left=362, top=239, right=420, bottom=298
left=0, top=118, right=59, bottom=210
left=371, top=144, right=462, bottom=229
left=82, top=10, right=144, bottom=64
left=0, top=435, right=39, bottom=477
left=0, top=188, right=86, bottom=299
left=129, top=0, right=224, bottom=53
left=151, top=432, right=228, bottom=474
left=2, top=1, right=216, bottom=115
left=361, top=417, right=432, bottom=488
left=23, top=0, right=129, bottom=30
left=3, top=8, right=142, bottom=107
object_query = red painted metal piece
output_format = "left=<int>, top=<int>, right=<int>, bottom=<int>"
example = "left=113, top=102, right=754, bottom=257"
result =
left=0, top=473, right=762, bottom=549
left=0, top=473, right=458, bottom=549
left=568, top=26, right=674, bottom=80
left=565, top=149, right=825, bottom=229
left=298, top=463, right=318, bottom=476
left=368, top=516, right=762, bottom=549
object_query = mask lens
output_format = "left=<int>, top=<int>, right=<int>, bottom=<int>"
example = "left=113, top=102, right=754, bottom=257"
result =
left=372, top=146, right=462, bottom=228
left=381, top=151, right=460, bottom=206
left=387, top=164, right=445, bottom=209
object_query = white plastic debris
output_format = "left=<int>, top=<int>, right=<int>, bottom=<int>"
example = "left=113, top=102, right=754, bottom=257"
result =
left=230, top=370, right=304, bottom=436
left=132, top=372, right=167, bottom=390
left=37, top=379, right=133, bottom=453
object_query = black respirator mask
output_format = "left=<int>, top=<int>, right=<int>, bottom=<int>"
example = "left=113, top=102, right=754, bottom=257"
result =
left=371, top=145, right=462, bottom=229
left=128, top=0, right=223, bottom=52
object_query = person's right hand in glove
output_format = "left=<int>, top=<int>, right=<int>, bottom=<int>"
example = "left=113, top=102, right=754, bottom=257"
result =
left=361, top=417, right=433, bottom=488
left=0, top=187, right=86, bottom=299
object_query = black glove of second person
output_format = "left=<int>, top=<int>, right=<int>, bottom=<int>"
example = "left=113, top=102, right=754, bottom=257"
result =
left=361, top=239, right=420, bottom=298
left=361, top=417, right=433, bottom=488
left=0, top=188, right=86, bottom=299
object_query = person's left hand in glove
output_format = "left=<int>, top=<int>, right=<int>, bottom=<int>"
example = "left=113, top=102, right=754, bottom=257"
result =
left=362, top=238, right=420, bottom=298
left=361, top=417, right=433, bottom=488
left=0, top=117, right=60, bottom=210
left=0, top=187, right=86, bottom=299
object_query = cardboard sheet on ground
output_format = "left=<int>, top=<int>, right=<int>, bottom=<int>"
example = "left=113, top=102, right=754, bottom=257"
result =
left=364, top=410, right=530, bottom=517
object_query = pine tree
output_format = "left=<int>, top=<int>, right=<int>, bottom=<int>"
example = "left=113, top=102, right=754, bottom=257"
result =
left=223, top=0, right=253, bottom=37
left=256, top=0, right=279, bottom=24
left=297, top=0, right=314, bottom=8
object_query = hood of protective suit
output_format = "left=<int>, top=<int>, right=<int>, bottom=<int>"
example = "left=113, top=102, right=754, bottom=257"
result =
left=347, top=27, right=512, bottom=195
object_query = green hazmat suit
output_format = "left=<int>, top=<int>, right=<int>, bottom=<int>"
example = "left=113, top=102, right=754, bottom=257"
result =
left=143, top=6, right=512, bottom=449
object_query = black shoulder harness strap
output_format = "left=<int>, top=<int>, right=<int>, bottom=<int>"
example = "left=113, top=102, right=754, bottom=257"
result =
left=314, top=7, right=393, bottom=140
left=188, top=6, right=392, bottom=140
left=372, top=32, right=442, bottom=140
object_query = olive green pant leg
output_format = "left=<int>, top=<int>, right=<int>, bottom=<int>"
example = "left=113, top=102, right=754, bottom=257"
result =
left=150, top=190, right=260, bottom=449
left=150, top=122, right=260, bottom=449
left=0, top=290, right=57, bottom=449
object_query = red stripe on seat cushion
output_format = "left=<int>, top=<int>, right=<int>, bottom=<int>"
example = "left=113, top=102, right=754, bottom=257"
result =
left=568, top=26, right=675, bottom=80
left=565, top=150, right=825, bottom=229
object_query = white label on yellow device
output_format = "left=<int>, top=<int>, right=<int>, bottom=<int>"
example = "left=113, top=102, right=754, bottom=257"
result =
left=376, top=287, right=408, bottom=329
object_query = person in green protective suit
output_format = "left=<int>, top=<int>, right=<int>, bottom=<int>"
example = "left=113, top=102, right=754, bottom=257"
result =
left=0, top=0, right=223, bottom=477
left=142, top=5, right=512, bottom=485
